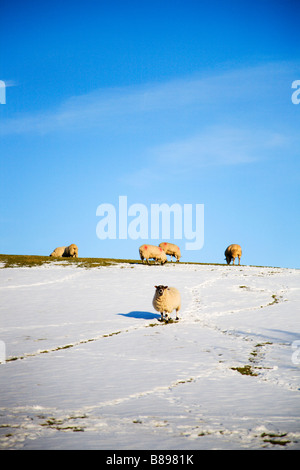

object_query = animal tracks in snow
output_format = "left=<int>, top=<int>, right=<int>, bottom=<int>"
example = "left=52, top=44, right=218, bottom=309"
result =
left=1, top=262, right=300, bottom=449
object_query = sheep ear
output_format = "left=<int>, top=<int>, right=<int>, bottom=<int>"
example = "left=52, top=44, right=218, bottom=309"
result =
left=164, top=286, right=168, bottom=289
left=154, top=286, right=158, bottom=288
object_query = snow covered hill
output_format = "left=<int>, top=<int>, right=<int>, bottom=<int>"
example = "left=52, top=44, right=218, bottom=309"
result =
left=0, top=261, right=299, bottom=449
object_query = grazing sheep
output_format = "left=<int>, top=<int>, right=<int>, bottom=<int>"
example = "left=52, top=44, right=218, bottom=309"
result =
left=153, top=285, right=181, bottom=321
left=159, top=242, right=181, bottom=262
left=64, top=243, right=78, bottom=258
left=139, top=244, right=167, bottom=265
left=224, top=244, right=242, bottom=265
left=50, top=244, right=78, bottom=258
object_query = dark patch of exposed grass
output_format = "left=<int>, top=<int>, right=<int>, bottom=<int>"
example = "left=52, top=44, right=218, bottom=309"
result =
left=231, top=365, right=258, bottom=376
left=260, top=432, right=291, bottom=446
left=102, top=331, right=121, bottom=338
left=0, top=254, right=141, bottom=269
left=268, top=294, right=281, bottom=306
left=231, top=342, right=274, bottom=377
left=0, top=254, right=236, bottom=269
left=0, top=254, right=54, bottom=268
left=1, top=254, right=286, bottom=270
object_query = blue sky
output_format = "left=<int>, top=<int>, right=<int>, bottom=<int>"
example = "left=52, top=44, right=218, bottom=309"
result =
left=1, top=0, right=300, bottom=267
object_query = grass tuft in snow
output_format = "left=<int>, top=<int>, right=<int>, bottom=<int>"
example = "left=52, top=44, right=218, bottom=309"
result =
left=260, top=432, right=291, bottom=446
left=231, top=342, right=273, bottom=376
left=231, top=365, right=258, bottom=376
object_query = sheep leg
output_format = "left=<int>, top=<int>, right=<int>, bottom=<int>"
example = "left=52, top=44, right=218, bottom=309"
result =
left=232, top=257, right=235, bottom=265
left=238, top=256, right=241, bottom=265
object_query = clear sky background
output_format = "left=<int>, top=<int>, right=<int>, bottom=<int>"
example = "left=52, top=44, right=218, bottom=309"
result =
left=1, top=0, right=299, bottom=268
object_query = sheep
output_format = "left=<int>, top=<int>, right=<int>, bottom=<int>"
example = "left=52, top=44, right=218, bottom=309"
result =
left=50, top=246, right=66, bottom=257
left=64, top=243, right=78, bottom=258
left=224, top=244, right=242, bottom=265
left=152, top=285, right=181, bottom=321
left=50, top=244, right=78, bottom=258
left=139, top=244, right=167, bottom=265
left=159, top=242, right=181, bottom=262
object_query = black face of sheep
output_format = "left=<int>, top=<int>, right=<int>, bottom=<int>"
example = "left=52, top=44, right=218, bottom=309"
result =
left=154, top=285, right=168, bottom=296
left=225, top=256, right=232, bottom=265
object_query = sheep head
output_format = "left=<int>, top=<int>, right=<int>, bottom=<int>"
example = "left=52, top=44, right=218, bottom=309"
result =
left=154, top=285, right=168, bottom=296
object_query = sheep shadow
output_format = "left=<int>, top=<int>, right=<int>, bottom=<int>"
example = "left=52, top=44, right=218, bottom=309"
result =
left=117, top=311, right=160, bottom=320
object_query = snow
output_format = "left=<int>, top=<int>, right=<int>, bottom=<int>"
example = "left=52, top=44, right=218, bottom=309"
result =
left=0, top=261, right=299, bottom=449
